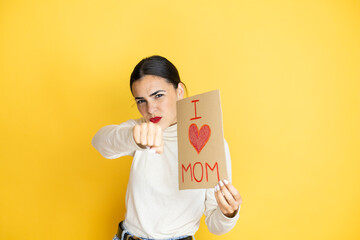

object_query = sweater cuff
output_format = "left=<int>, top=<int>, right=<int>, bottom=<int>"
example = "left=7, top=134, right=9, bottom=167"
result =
left=216, top=204, right=240, bottom=222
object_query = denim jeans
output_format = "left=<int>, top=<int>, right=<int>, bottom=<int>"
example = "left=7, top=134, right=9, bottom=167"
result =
left=112, top=233, right=195, bottom=240
left=112, top=221, right=195, bottom=240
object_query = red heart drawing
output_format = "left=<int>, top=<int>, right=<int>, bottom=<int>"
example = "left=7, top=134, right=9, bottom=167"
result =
left=188, top=123, right=211, bottom=154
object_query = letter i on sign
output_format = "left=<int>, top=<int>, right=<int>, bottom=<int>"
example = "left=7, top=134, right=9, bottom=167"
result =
left=190, top=100, right=202, bottom=120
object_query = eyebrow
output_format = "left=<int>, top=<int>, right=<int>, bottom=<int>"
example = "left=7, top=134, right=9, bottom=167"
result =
left=135, top=90, right=166, bottom=100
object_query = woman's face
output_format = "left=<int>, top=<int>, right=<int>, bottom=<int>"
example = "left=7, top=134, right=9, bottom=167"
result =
left=131, top=75, right=185, bottom=130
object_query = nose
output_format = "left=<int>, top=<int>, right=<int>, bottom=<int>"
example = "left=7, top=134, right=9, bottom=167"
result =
left=147, top=101, right=157, bottom=115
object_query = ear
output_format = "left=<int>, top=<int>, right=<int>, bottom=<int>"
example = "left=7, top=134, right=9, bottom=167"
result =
left=176, top=82, right=185, bottom=100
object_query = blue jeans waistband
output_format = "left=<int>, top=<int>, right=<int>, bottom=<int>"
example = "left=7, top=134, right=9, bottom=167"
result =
left=114, top=221, right=194, bottom=240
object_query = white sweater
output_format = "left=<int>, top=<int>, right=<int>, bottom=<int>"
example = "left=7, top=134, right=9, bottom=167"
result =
left=91, top=118, right=239, bottom=239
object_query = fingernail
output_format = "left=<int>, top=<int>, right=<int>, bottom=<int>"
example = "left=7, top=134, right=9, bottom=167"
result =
left=214, top=185, right=218, bottom=192
left=219, top=180, right=224, bottom=187
left=223, top=179, right=229, bottom=185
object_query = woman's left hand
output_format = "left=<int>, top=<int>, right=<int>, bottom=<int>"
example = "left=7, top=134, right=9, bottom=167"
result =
left=214, top=179, right=242, bottom=218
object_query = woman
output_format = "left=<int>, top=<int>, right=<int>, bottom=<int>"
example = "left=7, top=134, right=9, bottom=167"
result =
left=91, top=55, right=242, bottom=240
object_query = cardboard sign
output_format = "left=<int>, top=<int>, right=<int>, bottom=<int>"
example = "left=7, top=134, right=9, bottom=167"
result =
left=177, top=89, right=228, bottom=190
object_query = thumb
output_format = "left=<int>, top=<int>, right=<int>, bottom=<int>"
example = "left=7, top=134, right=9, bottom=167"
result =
left=150, top=141, right=164, bottom=154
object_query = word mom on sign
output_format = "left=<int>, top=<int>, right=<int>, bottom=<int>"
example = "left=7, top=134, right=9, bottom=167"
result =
left=177, top=90, right=228, bottom=190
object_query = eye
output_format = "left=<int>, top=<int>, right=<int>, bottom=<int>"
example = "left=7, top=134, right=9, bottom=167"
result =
left=155, top=93, right=164, bottom=99
left=136, top=99, right=145, bottom=104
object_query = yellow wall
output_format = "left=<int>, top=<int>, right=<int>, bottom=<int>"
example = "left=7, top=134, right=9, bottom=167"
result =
left=1, top=1, right=359, bottom=239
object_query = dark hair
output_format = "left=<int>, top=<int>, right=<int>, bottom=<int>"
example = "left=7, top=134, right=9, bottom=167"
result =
left=130, top=55, right=187, bottom=94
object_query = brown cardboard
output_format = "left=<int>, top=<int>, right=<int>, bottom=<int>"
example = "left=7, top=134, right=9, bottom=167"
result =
left=177, top=89, right=228, bottom=190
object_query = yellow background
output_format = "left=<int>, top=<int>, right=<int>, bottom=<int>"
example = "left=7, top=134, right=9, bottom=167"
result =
left=1, top=1, right=359, bottom=239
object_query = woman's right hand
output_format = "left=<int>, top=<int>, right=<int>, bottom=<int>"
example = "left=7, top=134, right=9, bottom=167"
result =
left=133, top=122, right=164, bottom=154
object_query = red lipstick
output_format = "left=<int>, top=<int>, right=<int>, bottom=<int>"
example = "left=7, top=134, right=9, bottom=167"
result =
left=150, top=117, right=162, bottom=123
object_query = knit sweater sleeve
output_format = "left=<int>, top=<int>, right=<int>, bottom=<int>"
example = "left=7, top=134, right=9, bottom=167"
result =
left=204, top=139, right=240, bottom=235
left=91, top=119, right=144, bottom=159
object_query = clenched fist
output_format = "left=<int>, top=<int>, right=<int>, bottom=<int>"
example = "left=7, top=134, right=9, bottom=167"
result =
left=133, top=122, right=164, bottom=154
